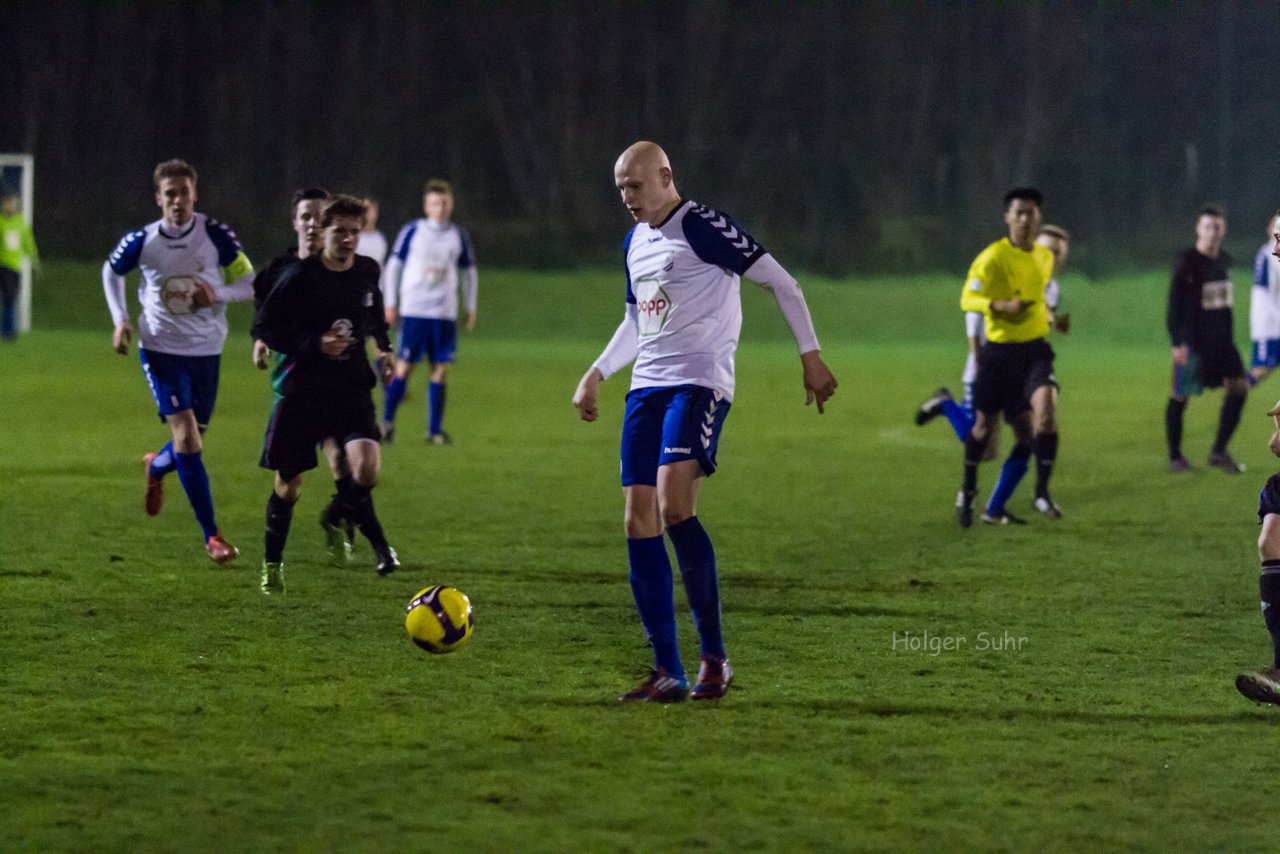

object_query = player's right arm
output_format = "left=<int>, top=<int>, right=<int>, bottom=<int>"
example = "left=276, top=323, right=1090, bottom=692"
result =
left=103, top=229, right=144, bottom=354
left=574, top=306, right=639, bottom=422
left=382, top=222, right=415, bottom=326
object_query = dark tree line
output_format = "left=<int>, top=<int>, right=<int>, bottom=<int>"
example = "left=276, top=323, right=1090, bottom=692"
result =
left=2, top=1, right=1275, bottom=274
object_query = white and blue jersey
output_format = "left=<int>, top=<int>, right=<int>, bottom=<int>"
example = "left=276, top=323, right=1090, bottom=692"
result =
left=382, top=219, right=477, bottom=321
left=1251, top=240, right=1280, bottom=368
left=102, top=212, right=254, bottom=357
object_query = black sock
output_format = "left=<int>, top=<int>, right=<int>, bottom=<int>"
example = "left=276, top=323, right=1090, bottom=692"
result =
left=1262, top=560, right=1280, bottom=670
left=1212, top=393, right=1246, bottom=455
left=265, top=491, right=296, bottom=563
left=1033, top=431, right=1059, bottom=499
left=962, top=434, right=985, bottom=499
left=338, top=477, right=389, bottom=553
left=321, top=489, right=344, bottom=527
left=1165, top=398, right=1186, bottom=460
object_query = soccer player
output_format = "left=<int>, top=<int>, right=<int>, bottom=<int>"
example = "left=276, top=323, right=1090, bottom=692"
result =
left=102, top=159, right=253, bottom=563
left=952, top=188, right=1058, bottom=528
left=251, top=188, right=358, bottom=565
left=1234, top=392, right=1280, bottom=706
left=920, top=222, right=1071, bottom=523
left=572, top=141, right=838, bottom=702
left=1250, top=212, right=1280, bottom=386
left=355, top=197, right=388, bottom=267
left=0, top=187, right=39, bottom=341
left=253, top=195, right=399, bottom=593
left=380, top=179, right=478, bottom=444
left=1166, top=206, right=1248, bottom=474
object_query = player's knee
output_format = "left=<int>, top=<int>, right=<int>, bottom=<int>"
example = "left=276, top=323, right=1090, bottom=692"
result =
left=274, top=476, right=301, bottom=502
left=659, top=502, right=693, bottom=529
left=624, top=511, right=661, bottom=539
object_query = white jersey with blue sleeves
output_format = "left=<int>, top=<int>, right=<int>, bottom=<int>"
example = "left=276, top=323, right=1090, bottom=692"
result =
left=596, top=199, right=818, bottom=402
left=382, top=219, right=477, bottom=320
left=1251, top=240, right=1280, bottom=341
left=103, top=213, right=253, bottom=357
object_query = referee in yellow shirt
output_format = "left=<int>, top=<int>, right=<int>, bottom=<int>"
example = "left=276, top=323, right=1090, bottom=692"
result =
left=955, top=187, right=1058, bottom=527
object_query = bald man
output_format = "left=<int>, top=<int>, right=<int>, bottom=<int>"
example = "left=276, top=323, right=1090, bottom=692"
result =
left=573, top=141, right=838, bottom=703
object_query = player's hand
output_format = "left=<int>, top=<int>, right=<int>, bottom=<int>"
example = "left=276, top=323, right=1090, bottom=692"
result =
left=463, top=311, right=476, bottom=333
left=573, top=368, right=603, bottom=422
left=377, top=352, right=394, bottom=385
left=112, top=321, right=132, bottom=355
left=1270, top=428, right=1280, bottom=458
left=800, top=350, right=837, bottom=414
left=252, top=339, right=271, bottom=370
left=385, top=307, right=398, bottom=327
left=1053, top=312, right=1071, bottom=334
left=320, top=325, right=353, bottom=358
left=990, top=298, right=1035, bottom=318
left=1171, top=344, right=1189, bottom=366
left=191, top=279, right=216, bottom=309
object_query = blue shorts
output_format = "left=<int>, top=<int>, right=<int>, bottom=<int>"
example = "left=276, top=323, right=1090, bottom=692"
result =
left=1254, top=339, right=1280, bottom=370
left=139, top=349, right=220, bottom=427
left=620, top=385, right=731, bottom=487
left=397, top=317, right=457, bottom=365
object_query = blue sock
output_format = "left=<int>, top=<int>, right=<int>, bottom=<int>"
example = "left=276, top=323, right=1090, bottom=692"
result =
left=428, top=381, right=446, bottom=436
left=666, top=516, right=724, bottom=659
left=383, top=376, right=407, bottom=423
left=174, top=451, right=218, bottom=539
left=942, top=400, right=975, bottom=442
left=985, top=444, right=1031, bottom=516
left=626, top=535, right=683, bottom=677
left=149, top=441, right=177, bottom=478
left=1, top=303, right=15, bottom=339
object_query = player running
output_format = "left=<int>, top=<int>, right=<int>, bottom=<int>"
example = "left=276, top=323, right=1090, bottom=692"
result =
left=253, top=195, right=399, bottom=593
left=380, top=179, right=478, bottom=445
left=572, top=141, right=838, bottom=703
left=102, top=159, right=253, bottom=564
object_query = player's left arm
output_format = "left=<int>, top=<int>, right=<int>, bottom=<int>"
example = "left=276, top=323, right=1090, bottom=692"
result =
left=199, top=218, right=254, bottom=306
left=744, top=254, right=837, bottom=413
left=459, top=227, right=478, bottom=331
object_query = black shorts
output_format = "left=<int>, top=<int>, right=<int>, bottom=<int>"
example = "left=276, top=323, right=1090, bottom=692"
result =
left=972, top=338, right=1057, bottom=418
left=1259, top=474, right=1280, bottom=524
left=1188, top=341, right=1246, bottom=392
left=260, top=391, right=379, bottom=480
left=0, top=267, right=18, bottom=306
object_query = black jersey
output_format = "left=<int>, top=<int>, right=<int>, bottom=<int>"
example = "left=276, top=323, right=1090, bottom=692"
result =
left=252, top=254, right=391, bottom=397
left=251, top=247, right=299, bottom=322
left=1167, top=248, right=1235, bottom=350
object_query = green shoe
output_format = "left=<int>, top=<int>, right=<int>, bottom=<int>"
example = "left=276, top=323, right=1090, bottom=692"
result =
left=320, top=515, right=353, bottom=567
left=260, top=561, right=285, bottom=595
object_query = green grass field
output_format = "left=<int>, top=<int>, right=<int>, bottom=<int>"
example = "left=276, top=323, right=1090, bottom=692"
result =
left=4, top=262, right=1279, bottom=850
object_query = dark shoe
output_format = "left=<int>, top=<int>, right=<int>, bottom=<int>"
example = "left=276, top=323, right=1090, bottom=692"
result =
left=980, top=509, right=1027, bottom=526
left=1033, top=496, right=1063, bottom=519
left=1167, top=457, right=1192, bottom=473
left=1208, top=451, right=1245, bottom=474
left=690, top=657, right=734, bottom=700
left=915, top=387, right=953, bottom=426
left=956, top=490, right=974, bottom=529
left=375, top=546, right=400, bottom=576
left=1237, top=669, right=1280, bottom=705
left=619, top=668, right=689, bottom=703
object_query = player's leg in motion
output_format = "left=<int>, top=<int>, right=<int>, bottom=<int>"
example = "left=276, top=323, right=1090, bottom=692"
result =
left=168, top=409, right=236, bottom=563
left=318, top=439, right=354, bottom=565
left=981, top=412, right=1032, bottom=525
left=338, top=438, right=399, bottom=575
left=957, top=412, right=994, bottom=528
left=261, top=473, right=299, bottom=594
left=1166, top=393, right=1189, bottom=470
left=428, top=361, right=449, bottom=443
left=621, top=482, right=688, bottom=700
left=1209, top=377, right=1248, bottom=473
left=1029, top=383, right=1062, bottom=517
left=1236, top=505, right=1280, bottom=705
left=381, top=359, right=414, bottom=443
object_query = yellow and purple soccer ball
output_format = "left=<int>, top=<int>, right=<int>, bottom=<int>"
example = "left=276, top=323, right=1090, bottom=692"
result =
left=405, top=586, right=473, bottom=653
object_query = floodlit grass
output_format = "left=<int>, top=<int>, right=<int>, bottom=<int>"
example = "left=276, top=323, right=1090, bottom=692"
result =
left=3, top=263, right=1279, bottom=849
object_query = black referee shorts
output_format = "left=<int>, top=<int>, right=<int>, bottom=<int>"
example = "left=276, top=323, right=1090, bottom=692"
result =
left=1195, top=341, right=1246, bottom=390
left=260, top=391, right=379, bottom=481
left=972, top=338, right=1057, bottom=419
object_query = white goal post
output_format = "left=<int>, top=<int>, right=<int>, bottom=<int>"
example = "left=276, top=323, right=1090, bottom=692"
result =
left=0, top=154, right=34, bottom=333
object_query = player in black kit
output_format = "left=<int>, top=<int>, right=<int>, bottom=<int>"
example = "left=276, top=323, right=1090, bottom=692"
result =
left=252, top=195, right=399, bottom=593
left=1165, top=205, right=1249, bottom=473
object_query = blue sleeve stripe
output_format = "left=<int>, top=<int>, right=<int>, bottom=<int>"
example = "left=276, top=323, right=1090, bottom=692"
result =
left=623, top=226, right=637, bottom=304
left=205, top=218, right=245, bottom=267
left=457, top=226, right=475, bottom=268
left=684, top=204, right=765, bottom=275
left=108, top=229, right=147, bottom=275
left=392, top=223, right=417, bottom=261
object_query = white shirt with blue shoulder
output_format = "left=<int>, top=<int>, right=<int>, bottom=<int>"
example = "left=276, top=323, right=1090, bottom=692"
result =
left=382, top=219, right=477, bottom=320
left=101, top=212, right=254, bottom=357
left=1251, top=240, right=1280, bottom=342
left=591, top=199, right=820, bottom=402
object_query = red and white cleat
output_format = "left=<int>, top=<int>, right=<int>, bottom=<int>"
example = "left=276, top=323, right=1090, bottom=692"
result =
left=691, top=657, right=734, bottom=700
left=143, top=453, right=164, bottom=516
left=205, top=532, right=240, bottom=565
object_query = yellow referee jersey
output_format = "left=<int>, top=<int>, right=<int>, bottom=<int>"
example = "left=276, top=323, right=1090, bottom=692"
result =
left=959, top=238, right=1054, bottom=343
